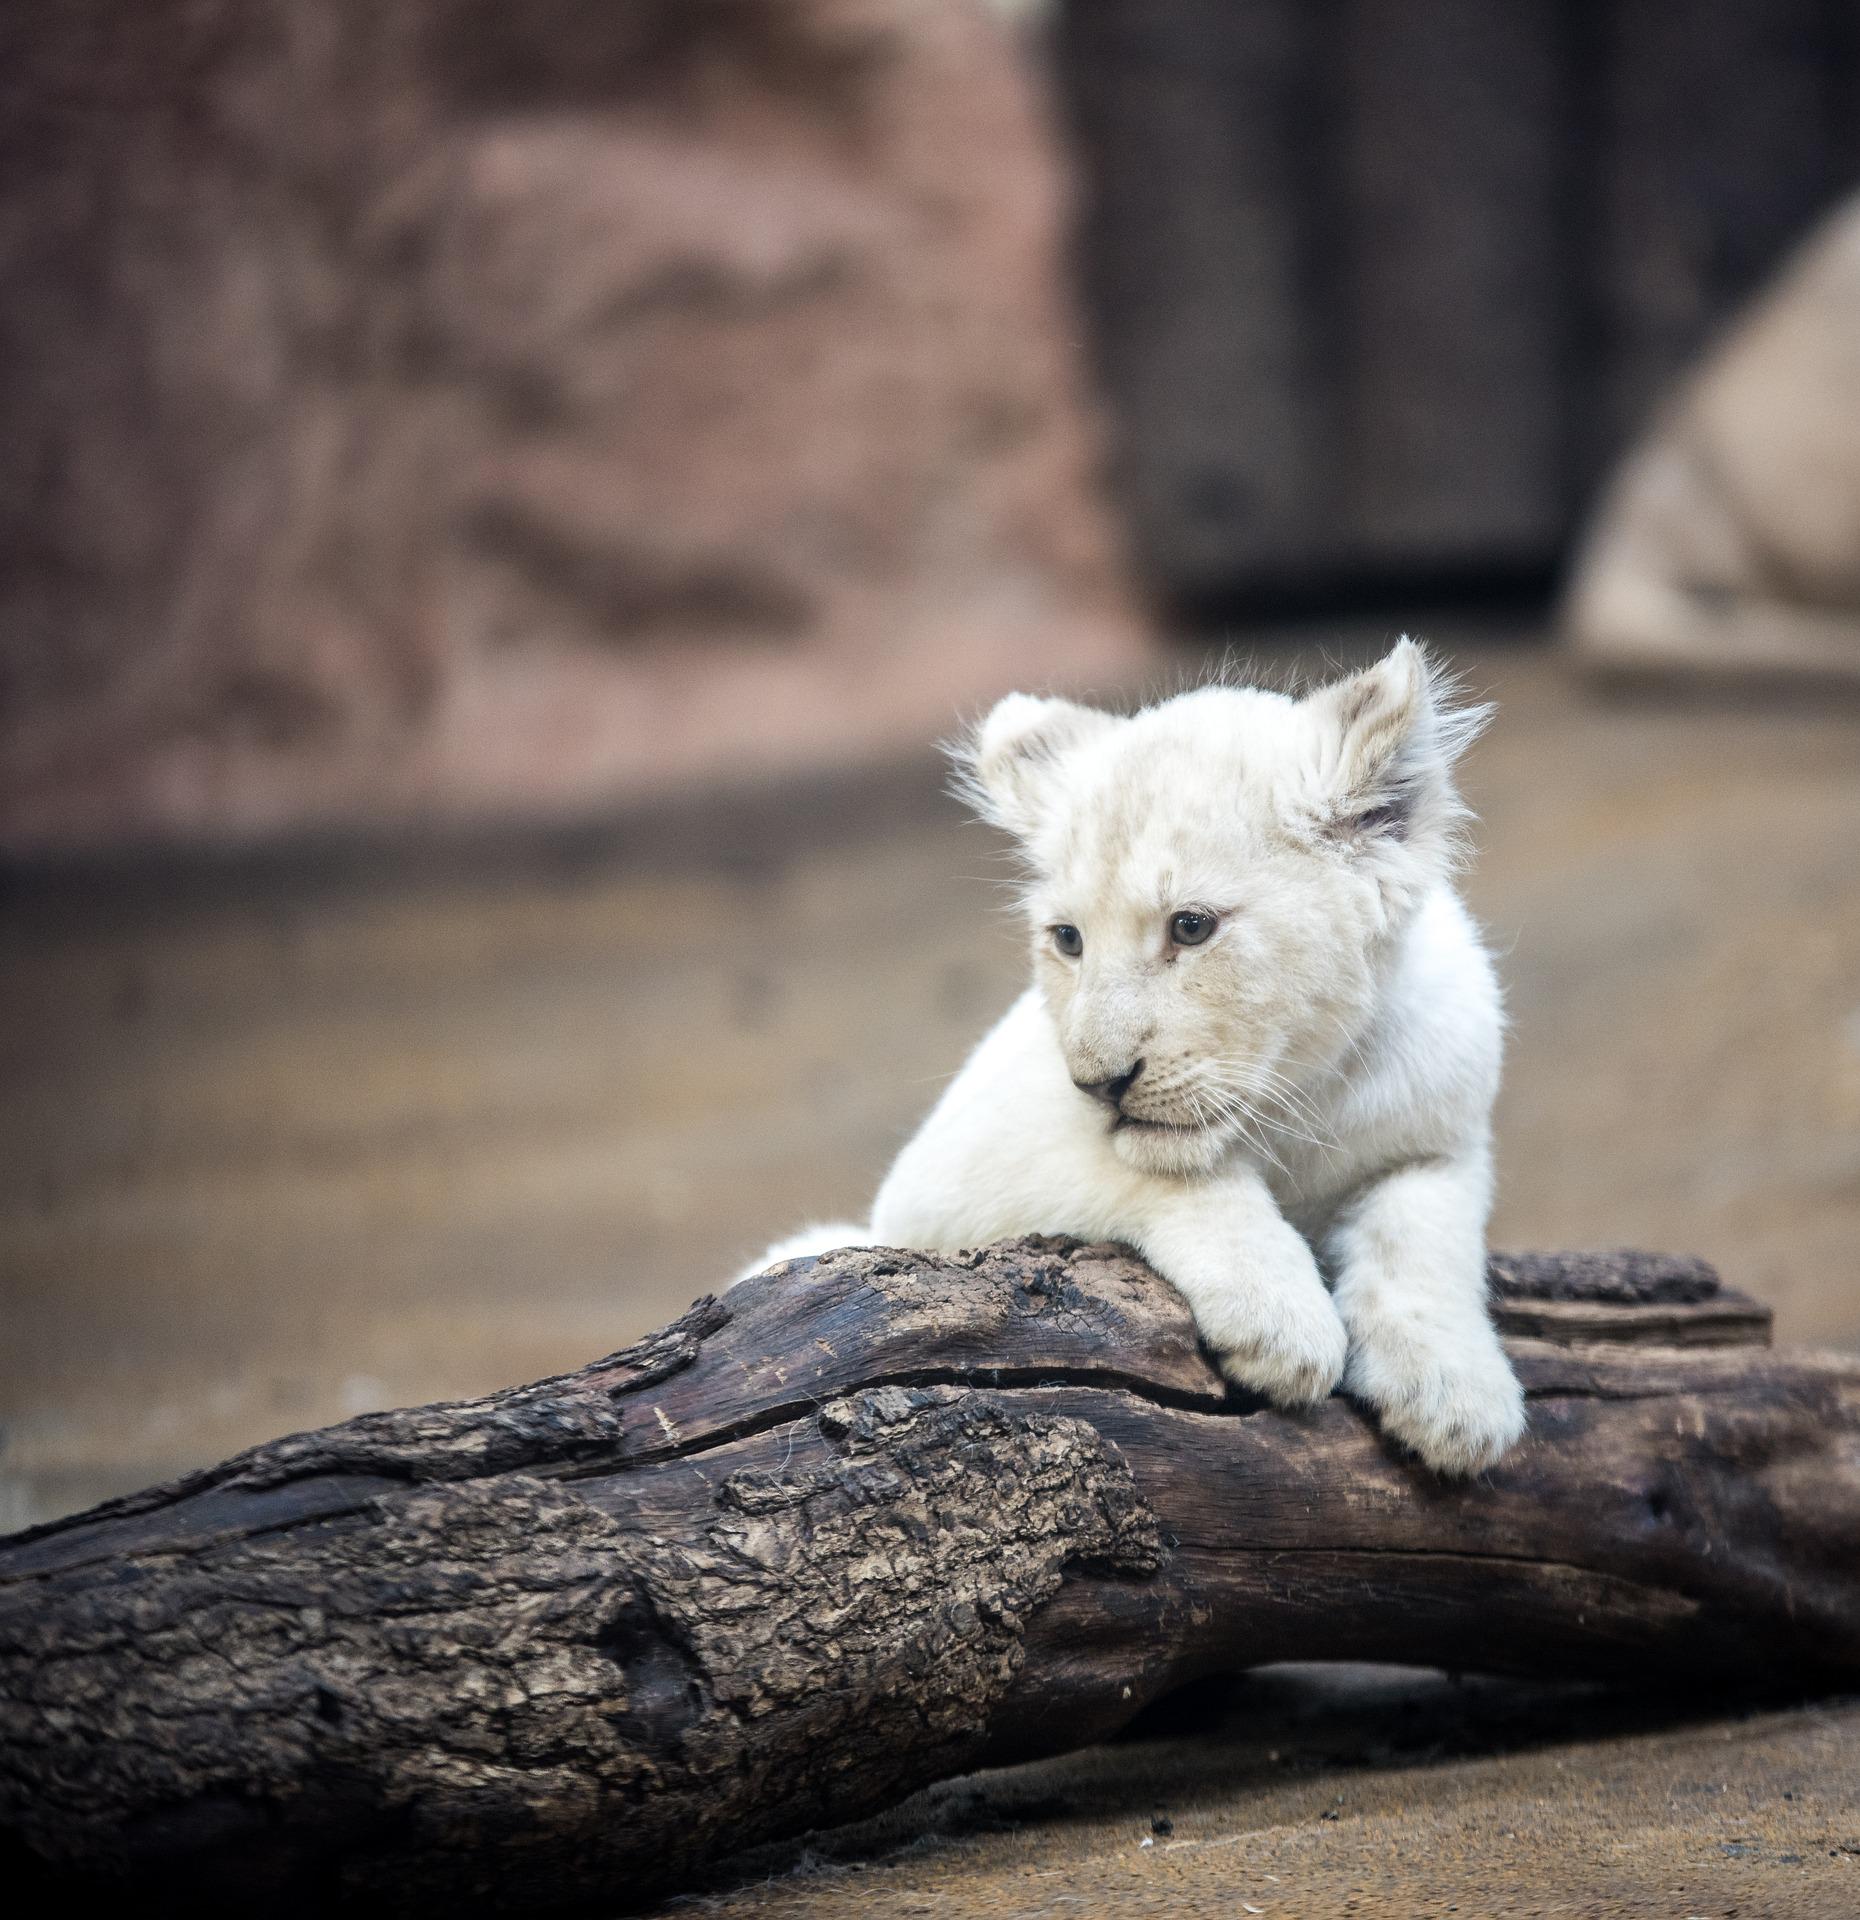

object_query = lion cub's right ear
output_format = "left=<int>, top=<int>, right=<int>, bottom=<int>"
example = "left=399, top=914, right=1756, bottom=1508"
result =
left=955, top=693, right=1117, bottom=839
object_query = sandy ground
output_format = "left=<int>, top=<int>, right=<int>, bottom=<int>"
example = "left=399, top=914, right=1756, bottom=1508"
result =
left=677, top=1668, right=1860, bottom=1920
left=3, top=632, right=1858, bottom=1908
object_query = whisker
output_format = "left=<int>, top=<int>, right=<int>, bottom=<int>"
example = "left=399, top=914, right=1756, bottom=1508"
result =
left=1194, top=1060, right=1345, bottom=1165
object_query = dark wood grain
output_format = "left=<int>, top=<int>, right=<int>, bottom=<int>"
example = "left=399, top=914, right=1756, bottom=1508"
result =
left=3, top=1240, right=1856, bottom=1913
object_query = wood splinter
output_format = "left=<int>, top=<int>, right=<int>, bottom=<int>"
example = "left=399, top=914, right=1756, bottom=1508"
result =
left=3, top=1239, right=1857, bottom=1912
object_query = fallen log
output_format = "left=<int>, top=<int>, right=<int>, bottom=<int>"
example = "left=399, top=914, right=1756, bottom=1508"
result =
left=3, top=1240, right=1857, bottom=1912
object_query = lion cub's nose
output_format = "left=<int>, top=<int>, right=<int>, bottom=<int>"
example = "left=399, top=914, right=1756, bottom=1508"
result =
left=1074, top=1058, right=1144, bottom=1110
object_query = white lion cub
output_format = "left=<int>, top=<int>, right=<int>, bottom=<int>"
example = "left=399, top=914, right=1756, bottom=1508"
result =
left=754, top=639, right=1526, bottom=1475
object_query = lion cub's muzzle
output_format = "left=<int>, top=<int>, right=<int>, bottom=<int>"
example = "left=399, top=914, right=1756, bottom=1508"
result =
left=1071, top=1058, right=1144, bottom=1112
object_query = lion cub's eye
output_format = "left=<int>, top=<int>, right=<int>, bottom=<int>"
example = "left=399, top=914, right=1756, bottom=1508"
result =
left=1050, top=924, right=1084, bottom=958
left=1169, top=910, right=1216, bottom=947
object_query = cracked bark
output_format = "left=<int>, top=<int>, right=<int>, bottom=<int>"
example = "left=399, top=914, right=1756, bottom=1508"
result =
left=3, top=1239, right=1857, bottom=1912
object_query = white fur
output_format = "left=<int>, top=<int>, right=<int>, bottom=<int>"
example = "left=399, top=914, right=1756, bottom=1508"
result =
left=744, top=640, right=1526, bottom=1475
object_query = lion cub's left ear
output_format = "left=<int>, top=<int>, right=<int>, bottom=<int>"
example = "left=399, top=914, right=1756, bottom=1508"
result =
left=1303, top=638, right=1489, bottom=849
left=956, top=692, right=1118, bottom=838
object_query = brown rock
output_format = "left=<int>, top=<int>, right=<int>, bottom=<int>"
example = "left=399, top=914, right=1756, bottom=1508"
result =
left=1563, top=193, right=1860, bottom=683
left=0, top=0, right=1148, bottom=856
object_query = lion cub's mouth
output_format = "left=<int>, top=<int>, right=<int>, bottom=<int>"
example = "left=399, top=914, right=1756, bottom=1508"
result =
left=1111, top=1113, right=1202, bottom=1136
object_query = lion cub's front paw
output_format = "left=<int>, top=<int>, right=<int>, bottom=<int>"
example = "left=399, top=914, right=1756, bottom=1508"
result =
left=1193, top=1237, right=1348, bottom=1410
left=1344, top=1316, right=1526, bottom=1476
left=1214, top=1287, right=1349, bottom=1408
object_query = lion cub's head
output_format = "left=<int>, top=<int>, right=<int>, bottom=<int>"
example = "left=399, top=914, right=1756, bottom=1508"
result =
left=959, top=640, right=1487, bottom=1176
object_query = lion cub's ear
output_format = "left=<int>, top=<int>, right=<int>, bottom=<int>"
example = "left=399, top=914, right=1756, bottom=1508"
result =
left=1303, top=638, right=1489, bottom=848
left=955, top=693, right=1117, bottom=838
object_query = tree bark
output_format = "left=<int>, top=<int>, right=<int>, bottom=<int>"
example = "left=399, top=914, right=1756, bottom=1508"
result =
left=3, top=1240, right=1857, bottom=1912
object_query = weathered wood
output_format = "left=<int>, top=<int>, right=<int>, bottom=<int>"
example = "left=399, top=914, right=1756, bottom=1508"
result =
left=3, top=1240, right=1856, bottom=1913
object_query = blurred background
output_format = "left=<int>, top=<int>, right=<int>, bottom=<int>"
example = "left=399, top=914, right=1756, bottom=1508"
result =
left=3, top=0, right=1859, bottom=1533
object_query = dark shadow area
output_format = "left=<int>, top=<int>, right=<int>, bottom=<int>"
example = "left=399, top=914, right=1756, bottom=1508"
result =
left=1053, top=0, right=1860, bottom=620
left=1162, top=567, right=1564, bottom=636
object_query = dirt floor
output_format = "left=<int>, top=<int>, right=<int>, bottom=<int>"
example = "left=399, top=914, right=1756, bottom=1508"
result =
left=3, top=629, right=1859, bottom=1910
left=677, top=1668, right=1860, bottom=1920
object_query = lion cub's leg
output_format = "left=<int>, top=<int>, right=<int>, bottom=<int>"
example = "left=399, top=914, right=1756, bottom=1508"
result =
left=733, top=1221, right=871, bottom=1285
left=1325, top=1155, right=1526, bottom=1476
left=1131, top=1169, right=1348, bottom=1408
